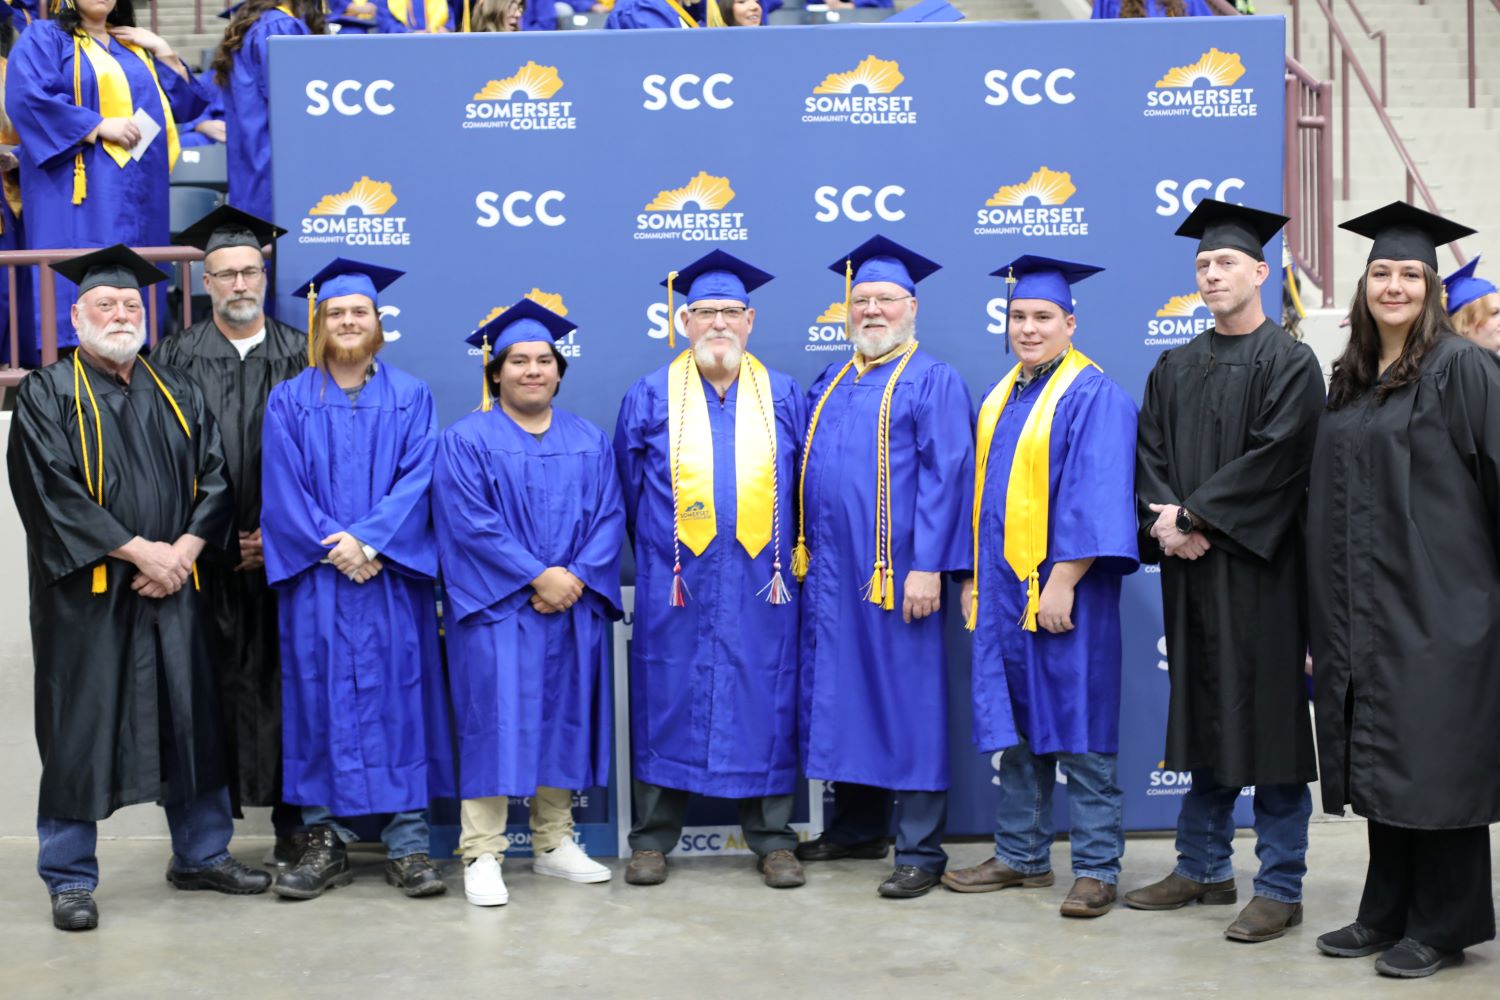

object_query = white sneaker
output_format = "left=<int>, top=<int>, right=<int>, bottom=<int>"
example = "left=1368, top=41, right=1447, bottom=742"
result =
left=532, top=838, right=612, bottom=884
left=464, top=852, right=509, bottom=906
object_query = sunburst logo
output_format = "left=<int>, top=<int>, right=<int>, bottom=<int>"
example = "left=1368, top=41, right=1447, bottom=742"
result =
left=1146, top=291, right=1213, bottom=346
left=986, top=167, right=1076, bottom=208
left=816, top=302, right=847, bottom=324
left=1144, top=48, right=1258, bottom=119
left=474, top=62, right=564, bottom=101
left=309, top=176, right=397, bottom=216
left=479, top=289, right=570, bottom=327
left=464, top=62, right=577, bottom=131
left=1155, top=49, right=1246, bottom=89
left=1155, top=293, right=1205, bottom=317
left=644, top=172, right=735, bottom=212
left=807, top=302, right=852, bottom=354
left=804, top=55, right=917, bottom=126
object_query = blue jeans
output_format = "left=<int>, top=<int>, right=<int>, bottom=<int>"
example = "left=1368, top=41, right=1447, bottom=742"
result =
left=37, top=785, right=235, bottom=895
left=826, top=782, right=948, bottom=874
left=302, top=806, right=430, bottom=860
left=994, top=741, right=1124, bottom=884
left=1173, top=771, right=1311, bottom=904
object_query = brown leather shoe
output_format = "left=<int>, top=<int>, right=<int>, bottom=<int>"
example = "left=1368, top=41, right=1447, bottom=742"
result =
left=1225, top=896, right=1303, bottom=943
left=1060, top=877, right=1117, bottom=918
left=941, top=857, right=1054, bottom=893
left=624, top=850, right=667, bottom=886
left=758, top=849, right=806, bottom=889
left=1123, top=872, right=1237, bottom=910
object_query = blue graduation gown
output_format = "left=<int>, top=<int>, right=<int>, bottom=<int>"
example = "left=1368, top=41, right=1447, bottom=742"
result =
left=971, top=363, right=1140, bottom=757
left=604, top=0, right=704, bottom=29
left=434, top=407, right=625, bottom=798
left=1091, top=0, right=1213, bottom=16
left=224, top=9, right=309, bottom=223
left=799, top=349, right=974, bottom=792
left=6, top=22, right=206, bottom=348
left=178, top=70, right=224, bottom=149
left=613, top=362, right=806, bottom=798
left=328, top=0, right=408, bottom=32
left=260, top=363, right=452, bottom=816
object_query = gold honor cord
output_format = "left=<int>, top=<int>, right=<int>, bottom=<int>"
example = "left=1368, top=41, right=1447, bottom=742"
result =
left=967, top=348, right=1097, bottom=633
left=71, top=31, right=180, bottom=205
left=478, top=333, right=493, bottom=412
left=305, top=282, right=316, bottom=366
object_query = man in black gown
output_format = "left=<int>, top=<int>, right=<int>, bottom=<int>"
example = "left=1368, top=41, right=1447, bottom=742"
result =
left=157, top=206, right=308, bottom=865
left=7, top=245, right=270, bottom=932
left=1127, top=200, right=1325, bottom=944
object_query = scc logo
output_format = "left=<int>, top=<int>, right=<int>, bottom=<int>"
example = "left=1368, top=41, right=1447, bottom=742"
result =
left=642, top=73, right=734, bottom=111
left=474, top=191, right=567, bottom=228
left=812, top=185, right=906, bottom=223
left=983, top=68, right=1076, bottom=107
left=1154, top=177, right=1245, bottom=217
left=305, top=79, right=395, bottom=116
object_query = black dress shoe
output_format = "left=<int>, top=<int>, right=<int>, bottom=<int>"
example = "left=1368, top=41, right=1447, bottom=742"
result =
left=167, top=855, right=273, bottom=894
left=878, top=865, right=942, bottom=899
left=273, top=825, right=352, bottom=900
left=385, top=853, right=447, bottom=898
left=1316, top=921, right=1400, bottom=958
left=1374, top=938, right=1465, bottom=978
left=51, top=889, right=99, bottom=931
left=795, top=835, right=890, bottom=862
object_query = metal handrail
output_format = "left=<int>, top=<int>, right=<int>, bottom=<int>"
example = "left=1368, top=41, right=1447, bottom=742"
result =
left=1332, top=0, right=1386, bottom=105
left=1422, top=0, right=1500, bottom=109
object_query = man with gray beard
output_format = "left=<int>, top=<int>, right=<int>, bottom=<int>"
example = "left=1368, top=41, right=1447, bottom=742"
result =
left=613, top=250, right=808, bottom=889
left=154, top=206, right=308, bottom=866
left=7, top=244, right=269, bottom=932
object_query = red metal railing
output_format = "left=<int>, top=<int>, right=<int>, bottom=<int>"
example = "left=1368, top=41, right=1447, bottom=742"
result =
left=1421, top=0, right=1500, bottom=109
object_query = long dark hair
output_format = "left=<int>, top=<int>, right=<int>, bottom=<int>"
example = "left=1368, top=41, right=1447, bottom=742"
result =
left=213, top=0, right=324, bottom=87
left=1120, top=0, right=1185, bottom=15
left=55, top=0, right=137, bottom=33
left=1327, top=262, right=1455, bottom=409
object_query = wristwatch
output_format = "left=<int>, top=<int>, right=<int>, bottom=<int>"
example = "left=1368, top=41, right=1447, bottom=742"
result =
left=1175, top=507, right=1195, bottom=534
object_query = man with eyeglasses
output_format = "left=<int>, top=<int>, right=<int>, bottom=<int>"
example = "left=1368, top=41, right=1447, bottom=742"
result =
left=155, top=205, right=309, bottom=868
left=794, top=235, right=975, bottom=899
left=613, top=250, right=808, bottom=889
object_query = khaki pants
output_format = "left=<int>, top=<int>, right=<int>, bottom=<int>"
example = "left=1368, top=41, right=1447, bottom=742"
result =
left=459, top=787, right=575, bottom=861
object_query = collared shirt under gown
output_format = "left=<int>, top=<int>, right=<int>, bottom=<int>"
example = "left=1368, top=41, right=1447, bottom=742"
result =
left=799, top=347, right=974, bottom=792
left=7, top=354, right=236, bottom=821
left=1135, top=320, right=1324, bottom=788
left=150, top=316, right=307, bottom=811
left=1308, top=335, right=1500, bottom=830
left=434, top=406, right=625, bottom=798
left=613, top=362, right=806, bottom=798
left=224, top=8, right=309, bottom=223
left=972, top=362, right=1140, bottom=757
left=5, top=22, right=207, bottom=347
left=260, top=363, right=453, bottom=816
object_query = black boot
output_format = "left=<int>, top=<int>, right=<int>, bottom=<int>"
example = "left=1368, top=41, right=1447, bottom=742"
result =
left=385, top=853, right=447, bottom=898
left=51, top=889, right=99, bottom=931
left=166, top=855, right=272, bottom=894
left=264, top=829, right=310, bottom=869
left=272, top=826, right=352, bottom=900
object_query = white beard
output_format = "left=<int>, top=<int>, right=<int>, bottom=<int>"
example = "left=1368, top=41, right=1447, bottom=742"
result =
left=693, top=334, right=742, bottom=375
left=76, top=314, right=146, bottom=365
left=853, top=310, right=915, bottom=359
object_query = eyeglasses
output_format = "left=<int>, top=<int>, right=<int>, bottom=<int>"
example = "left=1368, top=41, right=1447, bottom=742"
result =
left=687, top=306, right=748, bottom=322
left=206, top=266, right=267, bottom=284
left=851, top=294, right=912, bottom=311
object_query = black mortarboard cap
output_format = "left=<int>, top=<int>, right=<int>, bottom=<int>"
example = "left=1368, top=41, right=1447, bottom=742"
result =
left=172, top=204, right=286, bottom=257
left=1338, top=201, right=1476, bottom=271
left=1174, top=199, right=1288, bottom=262
left=53, top=244, right=170, bottom=294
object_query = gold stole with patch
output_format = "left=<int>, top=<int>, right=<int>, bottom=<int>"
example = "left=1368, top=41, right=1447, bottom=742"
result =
left=967, top=348, right=1097, bottom=632
left=71, top=31, right=180, bottom=205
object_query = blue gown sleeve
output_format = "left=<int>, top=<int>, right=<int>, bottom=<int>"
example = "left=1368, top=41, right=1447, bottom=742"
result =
left=345, top=383, right=438, bottom=575
left=911, top=364, right=976, bottom=574
left=853, top=0, right=893, bottom=7
left=253, top=18, right=313, bottom=102
left=260, top=385, right=344, bottom=584
left=605, top=0, right=681, bottom=29
left=6, top=27, right=102, bottom=171
left=612, top=381, right=650, bottom=541
left=432, top=426, right=549, bottom=622
left=566, top=433, right=626, bottom=618
left=1049, top=379, right=1141, bottom=575
left=158, top=55, right=209, bottom=122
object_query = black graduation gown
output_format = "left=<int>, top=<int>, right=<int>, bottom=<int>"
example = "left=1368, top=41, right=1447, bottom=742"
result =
left=1135, top=320, right=1325, bottom=788
left=149, top=317, right=306, bottom=811
left=1307, top=335, right=1500, bottom=829
left=7, top=354, right=237, bottom=821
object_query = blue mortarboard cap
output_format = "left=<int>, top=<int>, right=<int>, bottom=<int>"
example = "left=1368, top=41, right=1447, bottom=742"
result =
left=829, top=234, right=941, bottom=293
left=662, top=249, right=774, bottom=305
left=1443, top=255, right=1497, bottom=315
left=292, top=257, right=404, bottom=306
left=217, top=1, right=246, bottom=19
left=991, top=254, right=1104, bottom=314
left=885, top=0, right=964, bottom=22
left=465, top=298, right=576, bottom=353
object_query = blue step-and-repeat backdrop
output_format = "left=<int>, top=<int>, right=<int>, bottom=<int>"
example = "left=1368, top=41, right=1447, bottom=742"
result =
left=269, top=16, right=1284, bottom=853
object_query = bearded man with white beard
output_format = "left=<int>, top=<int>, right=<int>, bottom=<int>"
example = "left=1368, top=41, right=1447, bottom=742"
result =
left=793, top=235, right=975, bottom=900
left=7, top=244, right=268, bottom=932
left=613, top=250, right=808, bottom=890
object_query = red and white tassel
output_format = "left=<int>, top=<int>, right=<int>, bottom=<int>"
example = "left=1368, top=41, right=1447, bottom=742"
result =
left=670, top=562, right=690, bottom=607
left=759, top=560, right=792, bottom=606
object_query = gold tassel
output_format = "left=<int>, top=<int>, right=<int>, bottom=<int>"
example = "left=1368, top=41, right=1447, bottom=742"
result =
left=479, top=334, right=493, bottom=412
left=964, top=584, right=978, bottom=632
left=666, top=270, right=678, bottom=350
left=882, top=568, right=895, bottom=611
left=305, top=282, right=316, bottom=366
left=790, top=538, right=810, bottom=581
left=91, top=563, right=107, bottom=594
left=72, top=153, right=86, bottom=205
left=865, top=561, right=885, bottom=606
left=1020, top=571, right=1040, bottom=633
left=72, top=39, right=86, bottom=205
left=842, top=258, right=852, bottom=339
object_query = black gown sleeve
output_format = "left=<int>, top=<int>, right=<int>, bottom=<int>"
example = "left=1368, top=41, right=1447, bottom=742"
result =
left=1133, top=355, right=1173, bottom=565
left=1439, top=343, right=1500, bottom=533
left=181, top=380, right=239, bottom=565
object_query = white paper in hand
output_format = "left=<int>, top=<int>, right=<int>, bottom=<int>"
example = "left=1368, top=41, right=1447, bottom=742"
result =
left=129, top=107, right=162, bottom=162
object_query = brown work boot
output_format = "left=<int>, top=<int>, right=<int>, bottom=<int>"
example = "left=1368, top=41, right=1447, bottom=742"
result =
left=1060, top=877, right=1117, bottom=918
left=1225, top=896, right=1304, bottom=943
left=758, top=849, right=806, bottom=889
left=941, top=857, right=1054, bottom=893
left=625, top=849, right=667, bottom=886
left=1123, top=872, right=1237, bottom=910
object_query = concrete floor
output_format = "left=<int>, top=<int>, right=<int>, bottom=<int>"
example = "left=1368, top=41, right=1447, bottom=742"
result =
left=1, top=823, right=1495, bottom=999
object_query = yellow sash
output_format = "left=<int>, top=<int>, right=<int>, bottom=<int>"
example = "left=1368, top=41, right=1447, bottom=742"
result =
left=967, top=348, right=1097, bottom=632
left=71, top=32, right=180, bottom=205
left=668, top=349, right=776, bottom=557
left=389, top=0, right=453, bottom=30
left=661, top=0, right=701, bottom=26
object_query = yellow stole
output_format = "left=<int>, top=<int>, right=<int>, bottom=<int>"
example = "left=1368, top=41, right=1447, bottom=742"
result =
left=71, top=31, right=180, bottom=206
left=72, top=351, right=200, bottom=595
left=667, top=349, right=786, bottom=605
left=661, top=0, right=702, bottom=26
left=966, top=348, right=1097, bottom=632
left=389, top=0, right=455, bottom=30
